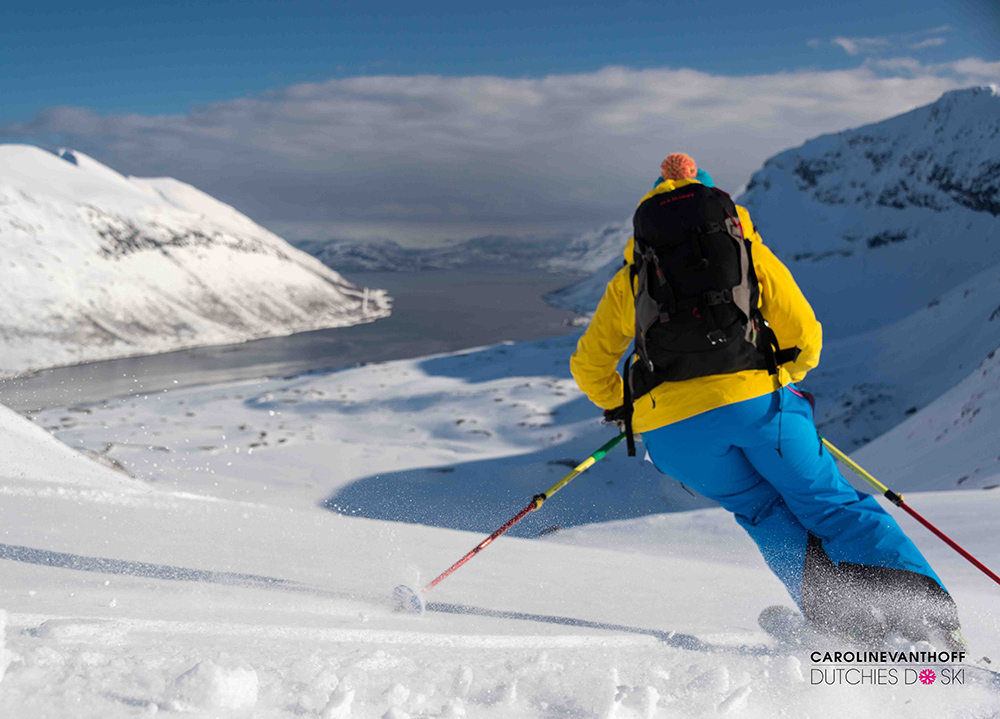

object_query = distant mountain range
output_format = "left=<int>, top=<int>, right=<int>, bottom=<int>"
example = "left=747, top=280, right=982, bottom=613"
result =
left=0, top=146, right=390, bottom=376
left=294, top=236, right=566, bottom=273
left=294, top=225, right=628, bottom=276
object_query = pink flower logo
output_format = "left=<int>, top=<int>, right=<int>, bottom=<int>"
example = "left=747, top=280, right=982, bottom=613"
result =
left=919, top=669, right=936, bottom=685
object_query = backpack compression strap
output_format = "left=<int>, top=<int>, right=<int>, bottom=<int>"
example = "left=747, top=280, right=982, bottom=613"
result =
left=621, top=350, right=637, bottom=457
left=756, top=314, right=801, bottom=373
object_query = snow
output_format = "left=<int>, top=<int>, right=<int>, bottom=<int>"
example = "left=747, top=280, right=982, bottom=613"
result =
left=853, top=346, right=1000, bottom=492
left=0, top=610, right=9, bottom=684
left=164, top=660, right=259, bottom=712
left=543, top=222, right=633, bottom=275
left=807, top=257, right=1000, bottom=453
left=30, top=335, right=709, bottom=523
left=0, top=145, right=390, bottom=376
left=0, top=444, right=996, bottom=717
left=5, top=332, right=1000, bottom=716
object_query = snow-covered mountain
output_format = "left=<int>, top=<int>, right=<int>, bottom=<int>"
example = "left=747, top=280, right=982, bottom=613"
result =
left=544, top=239, right=626, bottom=314
left=296, top=229, right=625, bottom=275
left=0, top=145, right=390, bottom=376
left=542, top=222, right=632, bottom=275
left=295, top=238, right=458, bottom=272
left=739, top=85, right=1000, bottom=338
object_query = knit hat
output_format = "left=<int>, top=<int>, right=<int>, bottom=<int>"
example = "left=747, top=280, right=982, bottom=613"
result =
left=660, top=153, right=698, bottom=181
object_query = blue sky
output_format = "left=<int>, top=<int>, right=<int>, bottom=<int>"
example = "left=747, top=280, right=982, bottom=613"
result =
left=3, top=1, right=999, bottom=244
left=4, top=0, right=997, bottom=121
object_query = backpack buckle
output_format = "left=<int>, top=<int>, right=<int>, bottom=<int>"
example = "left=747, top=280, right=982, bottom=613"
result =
left=706, top=330, right=727, bottom=345
left=704, top=289, right=733, bottom=306
left=725, top=216, right=744, bottom=241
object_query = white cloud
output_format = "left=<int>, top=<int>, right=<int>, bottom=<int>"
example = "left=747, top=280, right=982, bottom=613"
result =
left=3, top=57, right=998, bottom=245
left=825, top=26, right=953, bottom=57
left=910, top=37, right=948, bottom=50
left=947, top=58, right=1000, bottom=77
left=833, top=36, right=890, bottom=56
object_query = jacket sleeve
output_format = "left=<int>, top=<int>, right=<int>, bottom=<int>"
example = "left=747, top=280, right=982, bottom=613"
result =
left=747, top=225, right=823, bottom=384
left=570, top=265, right=634, bottom=409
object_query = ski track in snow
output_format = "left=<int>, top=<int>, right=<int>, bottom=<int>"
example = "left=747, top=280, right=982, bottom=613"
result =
left=10, top=613, right=664, bottom=649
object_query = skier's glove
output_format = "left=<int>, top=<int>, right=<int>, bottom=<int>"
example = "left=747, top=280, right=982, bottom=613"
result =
left=602, top=405, right=630, bottom=431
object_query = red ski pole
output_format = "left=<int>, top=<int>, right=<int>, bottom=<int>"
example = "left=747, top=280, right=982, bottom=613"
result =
left=393, top=432, right=626, bottom=613
left=823, top=438, right=1000, bottom=588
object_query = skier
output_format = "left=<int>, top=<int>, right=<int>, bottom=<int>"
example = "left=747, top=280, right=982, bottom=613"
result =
left=570, top=153, right=963, bottom=648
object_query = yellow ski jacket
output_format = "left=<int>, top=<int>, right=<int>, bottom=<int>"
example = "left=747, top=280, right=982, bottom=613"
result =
left=570, top=178, right=823, bottom=433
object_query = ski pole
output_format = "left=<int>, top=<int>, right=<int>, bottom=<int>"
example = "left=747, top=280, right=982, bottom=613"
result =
left=822, top=437, right=1000, bottom=589
left=393, top=432, right=625, bottom=612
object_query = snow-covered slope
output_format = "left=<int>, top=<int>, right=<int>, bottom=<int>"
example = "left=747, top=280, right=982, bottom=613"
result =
left=0, top=145, right=390, bottom=376
left=0, top=403, right=135, bottom=492
left=852, top=346, right=1000, bottom=492
left=36, top=239, right=1000, bottom=508
left=4, top=362, right=1000, bottom=717
left=807, top=257, right=1000, bottom=453
left=545, top=249, right=624, bottom=315
left=32, top=334, right=708, bottom=523
left=739, top=85, right=1000, bottom=338
left=295, top=238, right=452, bottom=272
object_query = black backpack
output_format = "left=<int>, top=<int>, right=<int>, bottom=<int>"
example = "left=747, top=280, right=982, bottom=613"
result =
left=620, top=183, right=798, bottom=455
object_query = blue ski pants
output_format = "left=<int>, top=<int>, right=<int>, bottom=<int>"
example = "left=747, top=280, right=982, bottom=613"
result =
left=641, top=387, right=955, bottom=634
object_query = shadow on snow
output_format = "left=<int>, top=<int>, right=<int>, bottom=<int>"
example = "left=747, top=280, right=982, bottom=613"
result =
left=320, top=339, right=713, bottom=536
left=321, top=437, right=712, bottom=537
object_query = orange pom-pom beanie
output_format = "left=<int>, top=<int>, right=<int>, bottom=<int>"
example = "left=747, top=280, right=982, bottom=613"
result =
left=660, top=153, right=698, bottom=181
